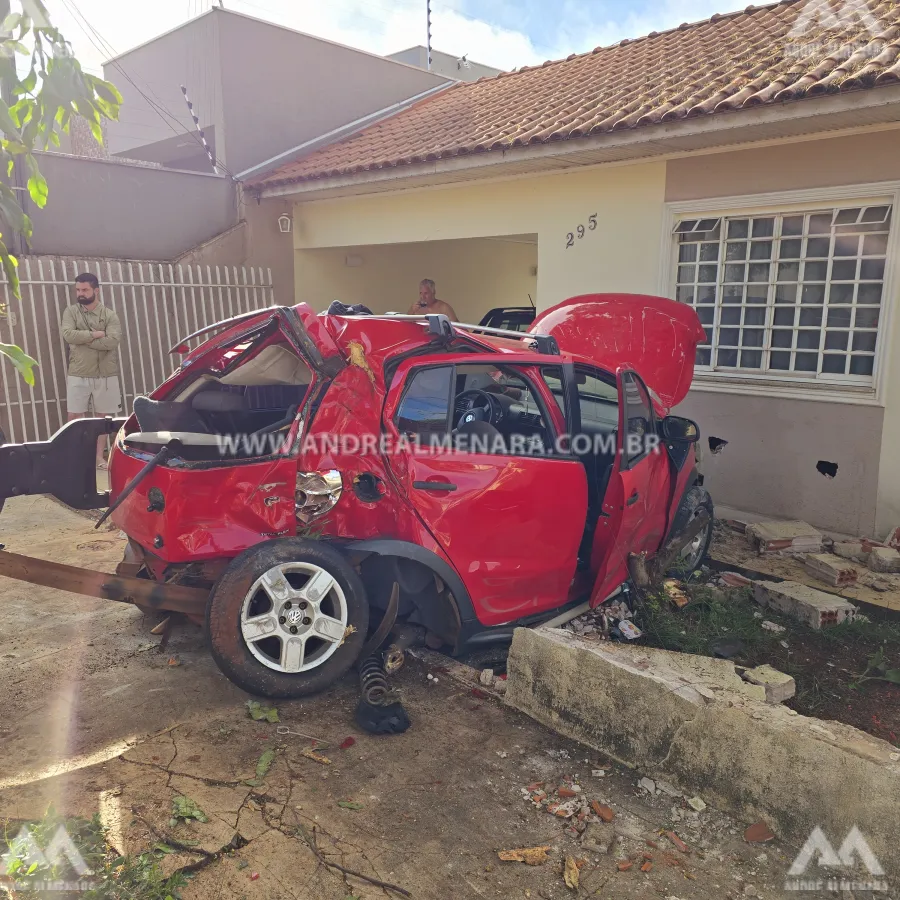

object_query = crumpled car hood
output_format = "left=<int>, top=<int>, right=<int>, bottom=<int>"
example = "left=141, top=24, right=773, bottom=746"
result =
left=531, top=293, right=706, bottom=411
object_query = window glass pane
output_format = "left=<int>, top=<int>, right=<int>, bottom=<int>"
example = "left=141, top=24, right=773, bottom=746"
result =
left=858, top=283, right=883, bottom=305
left=677, top=285, right=694, bottom=303
left=699, top=242, right=719, bottom=262
left=623, top=373, right=653, bottom=463
left=397, top=366, right=451, bottom=438
left=782, top=216, right=804, bottom=236
left=771, top=329, right=793, bottom=347
left=852, top=332, right=877, bottom=352
left=831, top=259, right=857, bottom=281
left=825, top=331, right=849, bottom=351
left=697, top=218, right=720, bottom=232
left=860, top=259, right=885, bottom=280
left=675, top=205, right=888, bottom=384
left=698, top=306, right=715, bottom=325
left=678, top=243, right=698, bottom=263
left=676, top=220, right=698, bottom=233
left=863, top=234, right=888, bottom=256
left=752, top=218, right=775, bottom=238
left=696, top=349, right=711, bottom=366
left=834, top=208, right=860, bottom=226
left=779, top=239, right=802, bottom=259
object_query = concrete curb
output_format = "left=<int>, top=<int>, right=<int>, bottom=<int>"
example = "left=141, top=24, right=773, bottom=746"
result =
left=506, top=627, right=900, bottom=878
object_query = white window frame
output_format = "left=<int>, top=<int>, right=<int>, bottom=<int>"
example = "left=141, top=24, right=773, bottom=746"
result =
left=660, top=181, right=900, bottom=406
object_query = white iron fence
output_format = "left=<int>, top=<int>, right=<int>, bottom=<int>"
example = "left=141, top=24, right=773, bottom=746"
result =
left=0, top=257, right=275, bottom=443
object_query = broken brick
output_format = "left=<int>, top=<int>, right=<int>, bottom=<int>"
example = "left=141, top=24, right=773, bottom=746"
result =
left=640, top=861, right=653, bottom=872
left=641, top=852, right=654, bottom=861
left=666, top=832, right=690, bottom=854
left=886, top=526, right=900, bottom=550
left=833, top=541, right=865, bottom=560
left=645, top=840, right=659, bottom=849
left=803, top=553, right=858, bottom=587
left=746, top=520, right=823, bottom=554
left=744, top=821, right=775, bottom=843
left=527, top=781, right=545, bottom=791
left=753, top=580, right=856, bottom=629
left=531, top=792, right=547, bottom=804
left=740, top=664, right=796, bottom=704
left=868, top=547, right=900, bottom=574
left=617, top=860, right=633, bottom=872
left=558, top=787, right=578, bottom=798
left=590, top=800, right=615, bottom=822
left=719, top=571, right=752, bottom=587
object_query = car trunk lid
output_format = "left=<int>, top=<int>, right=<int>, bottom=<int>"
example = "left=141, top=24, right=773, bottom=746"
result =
left=531, top=293, right=705, bottom=411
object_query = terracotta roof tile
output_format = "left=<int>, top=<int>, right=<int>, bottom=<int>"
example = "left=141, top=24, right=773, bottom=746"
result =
left=254, top=0, right=900, bottom=188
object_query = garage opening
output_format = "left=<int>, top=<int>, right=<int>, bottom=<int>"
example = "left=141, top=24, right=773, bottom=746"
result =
left=295, top=234, right=538, bottom=327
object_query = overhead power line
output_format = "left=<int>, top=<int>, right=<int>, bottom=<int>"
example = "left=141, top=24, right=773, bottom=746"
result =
left=60, top=0, right=236, bottom=179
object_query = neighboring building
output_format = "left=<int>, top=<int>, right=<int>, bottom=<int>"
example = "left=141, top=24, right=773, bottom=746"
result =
left=247, top=0, right=900, bottom=539
left=386, top=46, right=502, bottom=81
left=101, top=7, right=451, bottom=175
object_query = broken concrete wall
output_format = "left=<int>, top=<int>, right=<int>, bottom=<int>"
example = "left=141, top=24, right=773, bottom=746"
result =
left=506, top=627, right=900, bottom=878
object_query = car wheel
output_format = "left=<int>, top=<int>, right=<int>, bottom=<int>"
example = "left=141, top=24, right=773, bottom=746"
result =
left=207, top=538, right=369, bottom=699
left=679, top=500, right=714, bottom=571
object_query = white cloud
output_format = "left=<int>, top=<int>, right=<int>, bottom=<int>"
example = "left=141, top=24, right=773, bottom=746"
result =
left=53, top=0, right=740, bottom=77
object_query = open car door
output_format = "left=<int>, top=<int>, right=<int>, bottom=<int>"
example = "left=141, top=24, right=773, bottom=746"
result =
left=588, top=367, right=673, bottom=607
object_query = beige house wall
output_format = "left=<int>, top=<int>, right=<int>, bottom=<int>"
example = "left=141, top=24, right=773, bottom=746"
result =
left=666, top=131, right=900, bottom=536
left=292, top=161, right=668, bottom=312
left=294, top=237, right=537, bottom=321
left=281, top=132, right=900, bottom=536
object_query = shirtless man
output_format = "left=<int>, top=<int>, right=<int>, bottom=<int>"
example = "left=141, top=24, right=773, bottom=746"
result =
left=408, top=278, right=459, bottom=321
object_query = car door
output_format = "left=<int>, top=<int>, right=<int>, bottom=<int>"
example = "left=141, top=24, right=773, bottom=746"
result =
left=589, top=368, right=672, bottom=605
left=384, top=359, right=588, bottom=626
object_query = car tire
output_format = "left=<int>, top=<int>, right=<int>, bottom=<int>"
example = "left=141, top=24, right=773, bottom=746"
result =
left=679, top=497, right=714, bottom=571
left=207, top=538, right=369, bottom=699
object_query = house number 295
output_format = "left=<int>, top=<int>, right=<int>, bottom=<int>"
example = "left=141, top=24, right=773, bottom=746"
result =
left=566, top=213, right=597, bottom=248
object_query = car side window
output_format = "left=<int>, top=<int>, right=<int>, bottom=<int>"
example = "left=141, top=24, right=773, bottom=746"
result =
left=574, top=368, right=618, bottom=432
left=395, top=366, right=452, bottom=439
left=623, top=372, right=654, bottom=465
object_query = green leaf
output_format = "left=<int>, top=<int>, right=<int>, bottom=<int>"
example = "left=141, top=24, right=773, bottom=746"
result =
left=0, top=97, right=21, bottom=141
left=25, top=156, right=47, bottom=207
left=20, top=67, right=36, bottom=94
left=246, top=699, right=279, bottom=723
left=882, top=669, right=900, bottom=684
left=337, top=800, right=364, bottom=810
left=0, top=343, right=37, bottom=385
left=255, top=749, right=276, bottom=780
left=171, top=795, right=209, bottom=824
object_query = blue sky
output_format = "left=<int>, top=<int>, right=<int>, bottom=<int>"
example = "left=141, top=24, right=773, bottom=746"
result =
left=55, top=0, right=742, bottom=76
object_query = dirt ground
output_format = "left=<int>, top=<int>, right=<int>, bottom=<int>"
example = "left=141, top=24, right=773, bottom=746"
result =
left=0, top=497, right=812, bottom=898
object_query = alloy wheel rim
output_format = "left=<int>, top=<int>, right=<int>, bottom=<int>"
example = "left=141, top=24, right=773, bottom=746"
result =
left=240, top=562, right=348, bottom=673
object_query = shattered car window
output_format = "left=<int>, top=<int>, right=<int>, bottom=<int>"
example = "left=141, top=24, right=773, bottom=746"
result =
left=623, top=372, right=653, bottom=464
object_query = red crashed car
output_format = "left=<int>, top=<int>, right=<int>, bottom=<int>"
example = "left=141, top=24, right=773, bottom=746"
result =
left=101, top=293, right=711, bottom=697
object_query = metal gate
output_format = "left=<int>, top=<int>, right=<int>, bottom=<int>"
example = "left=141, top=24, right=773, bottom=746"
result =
left=0, top=257, right=274, bottom=443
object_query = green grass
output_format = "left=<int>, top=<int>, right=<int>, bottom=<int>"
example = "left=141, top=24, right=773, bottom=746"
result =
left=2, top=807, right=189, bottom=900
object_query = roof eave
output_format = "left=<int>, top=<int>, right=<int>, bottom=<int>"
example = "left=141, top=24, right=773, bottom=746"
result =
left=256, top=85, right=900, bottom=201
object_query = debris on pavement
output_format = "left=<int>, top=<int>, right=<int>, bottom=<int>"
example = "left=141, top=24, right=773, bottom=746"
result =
left=637, top=777, right=656, bottom=795
left=744, top=822, right=776, bottom=843
left=663, top=578, right=690, bottom=609
left=276, top=725, right=329, bottom=744
left=746, top=520, right=823, bottom=554
left=497, top=845, right=551, bottom=866
left=760, top=620, right=785, bottom=634
left=666, top=832, right=690, bottom=854
left=338, top=800, right=364, bottom=810
left=687, top=797, right=707, bottom=812
left=340, top=736, right=356, bottom=750
left=479, top=668, right=494, bottom=687
left=244, top=748, right=276, bottom=786
left=590, top=800, right=614, bottom=822
left=246, top=699, right=280, bottom=723
left=563, top=855, right=580, bottom=889
left=719, top=571, right=752, bottom=587
left=833, top=540, right=866, bottom=561
left=301, top=747, right=332, bottom=765
left=169, top=795, right=209, bottom=827
left=740, top=664, right=796, bottom=704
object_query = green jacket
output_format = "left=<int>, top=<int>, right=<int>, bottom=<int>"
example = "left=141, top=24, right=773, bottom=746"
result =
left=60, top=302, right=122, bottom=378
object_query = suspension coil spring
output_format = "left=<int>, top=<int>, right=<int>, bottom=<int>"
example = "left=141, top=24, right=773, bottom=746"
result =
left=359, top=653, right=390, bottom=706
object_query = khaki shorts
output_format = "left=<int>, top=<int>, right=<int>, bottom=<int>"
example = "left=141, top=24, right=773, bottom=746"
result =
left=67, top=375, right=122, bottom=415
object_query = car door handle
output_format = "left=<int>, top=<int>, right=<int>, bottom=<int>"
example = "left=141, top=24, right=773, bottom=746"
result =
left=413, top=480, right=458, bottom=492
left=626, top=490, right=640, bottom=506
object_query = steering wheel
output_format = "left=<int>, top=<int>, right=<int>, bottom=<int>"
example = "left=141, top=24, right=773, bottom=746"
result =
left=455, top=389, right=504, bottom=429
